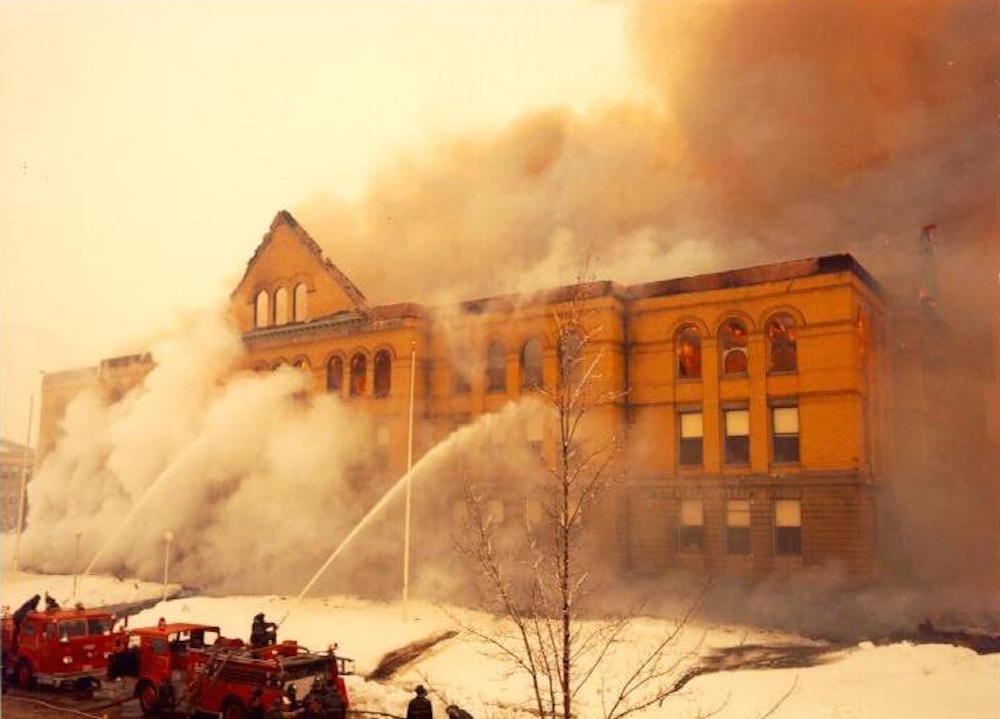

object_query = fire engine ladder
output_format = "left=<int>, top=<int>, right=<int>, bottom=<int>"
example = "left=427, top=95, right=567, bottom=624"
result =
left=187, top=648, right=243, bottom=709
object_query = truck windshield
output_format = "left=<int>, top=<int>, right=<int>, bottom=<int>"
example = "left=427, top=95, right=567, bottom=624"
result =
left=58, top=620, right=88, bottom=639
left=87, top=618, right=111, bottom=635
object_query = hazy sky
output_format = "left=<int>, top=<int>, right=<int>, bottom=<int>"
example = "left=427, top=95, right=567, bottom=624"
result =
left=0, top=1, right=642, bottom=441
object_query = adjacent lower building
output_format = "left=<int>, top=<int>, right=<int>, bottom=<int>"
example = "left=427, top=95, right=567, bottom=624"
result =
left=38, top=211, right=891, bottom=578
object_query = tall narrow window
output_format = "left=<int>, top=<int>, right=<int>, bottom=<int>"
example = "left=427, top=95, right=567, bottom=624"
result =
left=774, top=499, right=802, bottom=555
left=350, top=353, right=367, bottom=397
left=724, top=408, right=750, bottom=464
left=374, top=350, right=392, bottom=398
left=767, top=314, right=797, bottom=372
left=772, top=405, right=800, bottom=463
left=720, top=319, right=748, bottom=375
left=255, top=290, right=269, bottom=328
left=293, top=283, right=308, bottom=323
left=453, top=367, right=470, bottom=395
left=678, top=500, right=704, bottom=552
left=678, top=411, right=703, bottom=466
left=726, top=500, right=752, bottom=555
left=274, top=287, right=289, bottom=326
left=676, top=326, right=702, bottom=379
left=521, top=339, right=544, bottom=389
left=558, top=331, right=583, bottom=389
left=486, top=341, right=506, bottom=393
left=326, top=356, right=344, bottom=394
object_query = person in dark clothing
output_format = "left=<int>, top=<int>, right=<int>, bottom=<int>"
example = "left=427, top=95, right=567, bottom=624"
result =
left=445, top=706, right=473, bottom=719
left=44, top=593, right=60, bottom=612
left=12, top=595, right=40, bottom=626
left=248, top=689, right=266, bottom=719
left=406, top=685, right=433, bottom=719
left=250, top=613, right=277, bottom=648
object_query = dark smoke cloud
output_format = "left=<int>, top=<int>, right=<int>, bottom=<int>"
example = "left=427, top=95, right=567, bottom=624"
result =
left=295, top=0, right=999, bottom=606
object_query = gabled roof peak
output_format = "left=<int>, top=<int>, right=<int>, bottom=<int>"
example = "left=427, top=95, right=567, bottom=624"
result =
left=234, top=211, right=367, bottom=311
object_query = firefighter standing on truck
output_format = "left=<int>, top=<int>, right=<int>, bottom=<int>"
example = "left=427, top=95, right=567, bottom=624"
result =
left=250, top=613, right=277, bottom=648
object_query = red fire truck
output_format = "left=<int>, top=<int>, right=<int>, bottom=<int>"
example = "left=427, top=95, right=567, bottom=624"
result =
left=108, top=621, right=353, bottom=719
left=1, top=604, right=122, bottom=692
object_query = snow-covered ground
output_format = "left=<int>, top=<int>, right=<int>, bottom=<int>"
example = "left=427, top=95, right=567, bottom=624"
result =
left=3, top=572, right=998, bottom=718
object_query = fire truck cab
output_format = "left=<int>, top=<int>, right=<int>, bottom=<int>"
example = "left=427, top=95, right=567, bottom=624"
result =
left=1, top=606, right=121, bottom=692
left=109, top=621, right=352, bottom=719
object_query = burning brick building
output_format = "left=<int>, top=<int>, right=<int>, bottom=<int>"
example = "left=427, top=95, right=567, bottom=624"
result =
left=38, top=211, right=892, bottom=578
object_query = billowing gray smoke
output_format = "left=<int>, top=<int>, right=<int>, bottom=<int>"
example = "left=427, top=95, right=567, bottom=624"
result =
left=293, top=1, right=998, bottom=606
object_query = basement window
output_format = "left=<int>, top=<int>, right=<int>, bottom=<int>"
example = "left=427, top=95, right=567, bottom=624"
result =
left=774, top=499, right=802, bottom=555
left=676, top=326, right=702, bottom=380
left=724, top=408, right=750, bottom=465
left=720, top=319, right=748, bottom=375
left=678, top=411, right=703, bottom=467
left=678, top=500, right=704, bottom=552
left=771, top=405, right=800, bottom=464
left=726, top=500, right=751, bottom=555
left=374, top=350, right=392, bottom=398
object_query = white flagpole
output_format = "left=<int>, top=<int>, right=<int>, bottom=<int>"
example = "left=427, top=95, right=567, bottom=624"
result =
left=402, top=340, right=416, bottom=616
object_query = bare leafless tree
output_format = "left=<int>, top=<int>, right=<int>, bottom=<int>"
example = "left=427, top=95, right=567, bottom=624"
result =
left=455, top=288, right=708, bottom=719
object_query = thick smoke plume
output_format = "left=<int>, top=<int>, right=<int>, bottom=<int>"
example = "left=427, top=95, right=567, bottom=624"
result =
left=294, top=1, right=998, bottom=604
left=14, top=310, right=543, bottom=597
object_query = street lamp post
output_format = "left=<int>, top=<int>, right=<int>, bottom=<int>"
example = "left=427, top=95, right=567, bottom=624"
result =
left=402, top=340, right=416, bottom=617
left=161, top=531, right=174, bottom=604
left=72, top=531, right=83, bottom=600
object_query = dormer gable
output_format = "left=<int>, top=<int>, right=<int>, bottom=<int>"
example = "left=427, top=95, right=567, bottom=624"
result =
left=230, top=211, right=367, bottom=333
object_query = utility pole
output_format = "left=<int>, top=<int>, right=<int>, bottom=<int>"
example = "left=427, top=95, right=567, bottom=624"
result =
left=162, top=531, right=174, bottom=603
left=402, top=340, right=416, bottom=617
left=13, top=394, right=34, bottom=574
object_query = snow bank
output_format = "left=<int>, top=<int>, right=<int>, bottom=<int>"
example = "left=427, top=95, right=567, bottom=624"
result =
left=1, top=570, right=180, bottom=610
left=123, top=593, right=1000, bottom=719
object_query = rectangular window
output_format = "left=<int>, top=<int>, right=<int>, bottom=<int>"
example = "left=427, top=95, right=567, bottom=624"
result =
left=678, top=500, right=704, bottom=552
left=772, top=406, right=800, bottom=463
left=726, top=500, right=751, bottom=555
left=678, top=412, right=703, bottom=467
left=774, top=499, right=802, bottom=555
left=724, top=409, right=750, bottom=465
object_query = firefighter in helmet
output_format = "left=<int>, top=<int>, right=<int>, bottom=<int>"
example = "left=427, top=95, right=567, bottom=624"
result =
left=250, top=613, right=277, bottom=648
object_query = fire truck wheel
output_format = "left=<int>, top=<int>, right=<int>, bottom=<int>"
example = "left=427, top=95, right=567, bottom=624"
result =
left=75, top=677, right=97, bottom=700
left=222, top=697, right=247, bottom=719
left=137, top=680, right=159, bottom=715
left=16, top=660, right=34, bottom=689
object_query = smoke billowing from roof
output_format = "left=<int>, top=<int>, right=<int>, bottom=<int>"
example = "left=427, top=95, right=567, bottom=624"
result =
left=294, top=1, right=998, bottom=598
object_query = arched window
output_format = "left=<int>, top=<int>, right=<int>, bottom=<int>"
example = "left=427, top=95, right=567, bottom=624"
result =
left=486, top=341, right=506, bottom=393
left=293, top=358, right=310, bottom=370
left=274, top=287, right=289, bottom=326
left=720, top=319, right=748, bottom=375
left=558, top=330, right=583, bottom=388
left=676, top=326, right=702, bottom=379
left=350, top=353, right=367, bottom=397
left=293, top=283, right=308, bottom=323
left=326, top=356, right=344, bottom=394
left=767, top=314, right=797, bottom=372
left=521, top=338, right=544, bottom=389
left=255, top=290, right=269, bottom=328
left=374, top=350, right=392, bottom=398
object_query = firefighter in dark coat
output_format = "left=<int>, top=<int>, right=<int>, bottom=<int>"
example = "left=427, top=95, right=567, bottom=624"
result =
left=44, top=592, right=61, bottom=612
left=250, top=613, right=277, bottom=648
left=446, top=706, right=473, bottom=719
left=406, top=685, right=433, bottom=719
